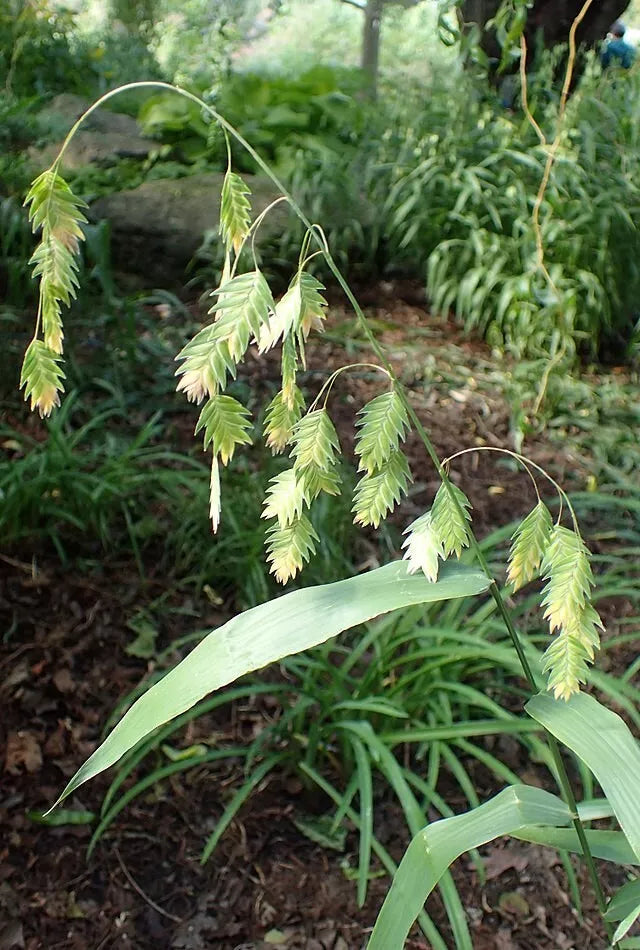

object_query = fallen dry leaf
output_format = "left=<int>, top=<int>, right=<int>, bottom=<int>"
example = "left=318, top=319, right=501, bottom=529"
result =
left=4, top=732, right=42, bottom=775
left=483, top=845, right=530, bottom=881
left=0, top=921, right=24, bottom=950
left=52, top=669, right=74, bottom=693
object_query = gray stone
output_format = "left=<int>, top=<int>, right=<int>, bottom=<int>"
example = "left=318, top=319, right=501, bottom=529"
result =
left=89, top=173, right=283, bottom=284
left=30, top=131, right=154, bottom=171
left=30, top=94, right=153, bottom=171
left=39, top=93, right=142, bottom=137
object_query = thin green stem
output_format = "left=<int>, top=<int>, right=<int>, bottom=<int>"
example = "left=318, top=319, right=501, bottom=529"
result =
left=546, top=734, right=611, bottom=925
left=308, top=362, right=391, bottom=413
left=443, top=445, right=583, bottom=531
left=444, top=445, right=541, bottom=503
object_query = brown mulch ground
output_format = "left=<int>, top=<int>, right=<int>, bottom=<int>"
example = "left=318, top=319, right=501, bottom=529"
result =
left=1, top=558, right=623, bottom=950
left=1, top=285, right=635, bottom=949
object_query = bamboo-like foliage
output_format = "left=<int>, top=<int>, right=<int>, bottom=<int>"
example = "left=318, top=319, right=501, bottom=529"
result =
left=19, top=86, right=630, bottom=950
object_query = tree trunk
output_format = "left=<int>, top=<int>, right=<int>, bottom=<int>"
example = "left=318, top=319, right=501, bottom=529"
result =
left=461, top=0, right=630, bottom=63
left=361, top=0, right=384, bottom=98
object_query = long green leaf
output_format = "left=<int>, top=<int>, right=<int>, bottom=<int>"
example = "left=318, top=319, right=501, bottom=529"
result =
left=351, top=735, right=374, bottom=908
left=367, top=785, right=571, bottom=950
left=605, top=878, right=640, bottom=924
left=513, top=827, right=640, bottom=866
left=614, top=903, right=640, bottom=945
left=52, top=561, right=489, bottom=807
left=526, top=691, right=640, bottom=861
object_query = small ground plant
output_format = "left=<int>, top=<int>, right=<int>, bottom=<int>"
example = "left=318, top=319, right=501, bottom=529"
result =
left=16, top=41, right=640, bottom=950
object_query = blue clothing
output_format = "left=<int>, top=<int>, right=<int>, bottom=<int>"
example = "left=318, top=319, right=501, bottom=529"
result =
left=601, top=37, right=636, bottom=69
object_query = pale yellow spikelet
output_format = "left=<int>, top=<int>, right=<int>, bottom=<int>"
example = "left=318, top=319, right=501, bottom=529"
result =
left=540, top=525, right=604, bottom=701
left=33, top=382, right=61, bottom=417
left=176, top=368, right=212, bottom=405
left=402, top=512, right=443, bottom=582
left=257, top=281, right=301, bottom=353
left=262, top=469, right=306, bottom=527
left=209, top=455, right=221, bottom=533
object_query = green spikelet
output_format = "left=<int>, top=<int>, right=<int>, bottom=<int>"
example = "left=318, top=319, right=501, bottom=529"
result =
left=299, top=465, right=342, bottom=503
left=291, top=409, right=341, bottom=474
left=297, top=272, right=328, bottom=341
left=291, top=408, right=342, bottom=502
left=352, top=450, right=411, bottom=528
left=175, top=328, right=236, bottom=403
left=355, top=390, right=410, bottom=475
left=24, top=170, right=87, bottom=355
left=258, top=271, right=328, bottom=353
left=262, top=468, right=306, bottom=527
left=209, top=270, right=274, bottom=362
left=266, top=514, right=319, bottom=584
left=507, top=501, right=553, bottom=591
left=195, top=394, right=252, bottom=464
left=264, top=387, right=305, bottom=454
left=281, top=334, right=298, bottom=410
left=540, top=525, right=603, bottom=701
left=431, top=482, right=472, bottom=558
left=19, top=339, right=65, bottom=417
left=220, top=171, right=251, bottom=255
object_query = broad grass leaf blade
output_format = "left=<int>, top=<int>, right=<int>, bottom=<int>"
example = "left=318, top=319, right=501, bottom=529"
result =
left=53, top=561, right=489, bottom=806
left=367, top=785, right=570, bottom=950
left=526, top=692, right=640, bottom=861
left=513, top=827, right=639, bottom=866
left=605, top=877, right=640, bottom=923
left=614, top=904, right=640, bottom=945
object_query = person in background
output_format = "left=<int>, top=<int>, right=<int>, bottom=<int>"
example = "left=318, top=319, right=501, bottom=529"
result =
left=601, top=21, right=636, bottom=70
